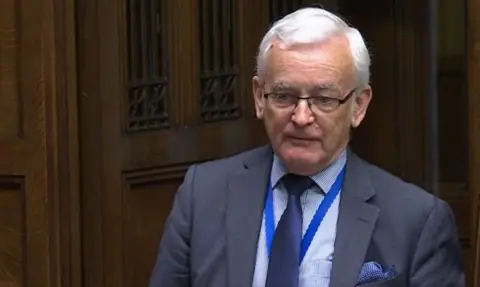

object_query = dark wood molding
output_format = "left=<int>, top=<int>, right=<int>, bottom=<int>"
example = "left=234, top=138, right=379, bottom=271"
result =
left=123, top=164, right=191, bottom=187
left=76, top=0, right=106, bottom=283
left=45, top=0, right=82, bottom=285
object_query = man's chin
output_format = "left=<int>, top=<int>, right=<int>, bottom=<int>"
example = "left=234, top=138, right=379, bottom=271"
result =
left=287, top=137, right=315, bottom=147
left=282, top=146, right=322, bottom=161
left=279, top=151, right=324, bottom=175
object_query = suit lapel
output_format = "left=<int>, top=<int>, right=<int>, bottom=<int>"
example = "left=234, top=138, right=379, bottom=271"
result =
left=329, top=150, right=379, bottom=287
left=226, top=146, right=273, bottom=287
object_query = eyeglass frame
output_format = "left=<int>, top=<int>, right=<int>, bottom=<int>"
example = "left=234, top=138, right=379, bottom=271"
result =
left=262, top=87, right=357, bottom=113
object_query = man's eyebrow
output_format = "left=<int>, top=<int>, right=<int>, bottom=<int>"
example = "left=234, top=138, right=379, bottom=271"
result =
left=271, top=82, right=295, bottom=90
left=312, top=83, right=338, bottom=90
left=269, top=82, right=339, bottom=92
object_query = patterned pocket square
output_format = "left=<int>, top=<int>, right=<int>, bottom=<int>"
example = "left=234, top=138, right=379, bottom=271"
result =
left=356, top=261, right=397, bottom=285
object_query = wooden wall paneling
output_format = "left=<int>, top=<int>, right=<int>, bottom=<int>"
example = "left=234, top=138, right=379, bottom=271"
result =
left=468, top=0, right=480, bottom=282
left=0, top=0, right=79, bottom=285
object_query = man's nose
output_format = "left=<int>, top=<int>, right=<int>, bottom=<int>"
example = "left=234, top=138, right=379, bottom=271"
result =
left=291, top=99, right=314, bottom=126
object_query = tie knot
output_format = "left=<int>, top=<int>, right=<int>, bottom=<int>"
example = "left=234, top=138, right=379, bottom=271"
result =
left=281, top=174, right=314, bottom=197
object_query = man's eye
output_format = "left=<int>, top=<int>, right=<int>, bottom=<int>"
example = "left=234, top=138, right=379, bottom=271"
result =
left=273, top=94, right=292, bottom=101
left=314, top=96, right=336, bottom=104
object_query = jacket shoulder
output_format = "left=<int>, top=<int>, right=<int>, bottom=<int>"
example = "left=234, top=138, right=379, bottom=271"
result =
left=192, top=145, right=269, bottom=175
left=361, top=157, right=446, bottom=223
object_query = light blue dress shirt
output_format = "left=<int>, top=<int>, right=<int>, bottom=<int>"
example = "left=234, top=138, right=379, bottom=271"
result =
left=252, top=149, right=347, bottom=287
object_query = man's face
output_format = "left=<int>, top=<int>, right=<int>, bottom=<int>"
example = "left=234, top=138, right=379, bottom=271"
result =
left=253, top=35, right=372, bottom=175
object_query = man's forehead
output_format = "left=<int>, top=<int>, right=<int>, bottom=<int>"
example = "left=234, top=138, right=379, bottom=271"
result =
left=268, top=43, right=351, bottom=67
left=264, top=39, right=354, bottom=87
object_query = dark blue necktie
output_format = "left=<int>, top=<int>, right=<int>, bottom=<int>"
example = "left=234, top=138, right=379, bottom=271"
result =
left=265, top=174, right=314, bottom=287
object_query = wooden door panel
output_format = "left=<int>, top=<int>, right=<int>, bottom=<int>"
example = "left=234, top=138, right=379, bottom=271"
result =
left=0, top=177, right=25, bottom=286
left=126, top=122, right=266, bottom=168
left=122, top=173, right=182, bottom=286
left=0, top=0, right=68, bottom=285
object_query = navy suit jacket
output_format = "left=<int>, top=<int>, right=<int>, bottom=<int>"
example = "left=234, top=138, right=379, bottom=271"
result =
left=149, top=146, right=465, bottom=287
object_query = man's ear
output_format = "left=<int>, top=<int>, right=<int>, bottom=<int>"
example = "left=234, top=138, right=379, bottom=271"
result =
left=351, top=85, right=372, bottom=128
left=252, top=76, right=265, bottom=119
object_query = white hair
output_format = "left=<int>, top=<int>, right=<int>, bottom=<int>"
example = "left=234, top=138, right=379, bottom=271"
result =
left=256, top=7, right=371, bottom=87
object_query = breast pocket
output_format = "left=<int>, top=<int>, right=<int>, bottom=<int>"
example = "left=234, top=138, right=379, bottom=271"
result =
left=358, top=273, right=401, bottom=287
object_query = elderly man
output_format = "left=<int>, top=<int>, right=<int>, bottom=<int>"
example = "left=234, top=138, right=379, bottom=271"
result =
left=149, top=7, right=465, bottom=287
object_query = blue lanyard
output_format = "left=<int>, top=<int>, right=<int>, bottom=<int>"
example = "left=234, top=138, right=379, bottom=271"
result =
left=264, top=166, right=345, bottom=264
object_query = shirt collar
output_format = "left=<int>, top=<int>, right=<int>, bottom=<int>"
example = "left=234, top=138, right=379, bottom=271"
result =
left=270, top=149, right=347, bottom=194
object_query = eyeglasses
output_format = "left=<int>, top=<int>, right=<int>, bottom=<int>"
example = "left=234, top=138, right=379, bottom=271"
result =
left=263, top=88, right=356, bottom=113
